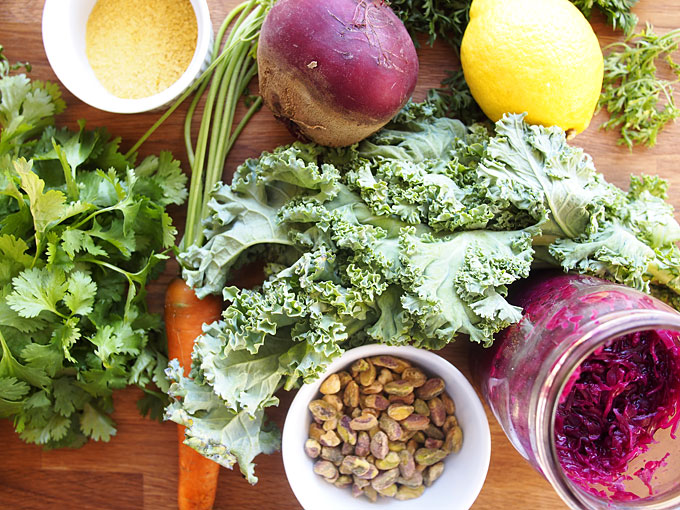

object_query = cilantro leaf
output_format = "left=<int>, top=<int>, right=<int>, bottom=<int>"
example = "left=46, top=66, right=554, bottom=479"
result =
left=0, top=376, right=30, bottom=400
left=6, top=267, right=68, bottom=318
left=64, top=271, right=97, bottom=316
left=80, top=402, right=116, bottom=442
left=0, top=64, right=186, bottom=448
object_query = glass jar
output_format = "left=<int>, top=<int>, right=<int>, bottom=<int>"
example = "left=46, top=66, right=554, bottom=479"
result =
left=474, top=271, right=680, bottom=509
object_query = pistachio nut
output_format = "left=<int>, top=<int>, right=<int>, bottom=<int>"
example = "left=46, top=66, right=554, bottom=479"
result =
left=424, top=423, right=445, bottom=440
left=414, top=447, right=448, bottom=467
left=322, top=393, right=343, bottom=413
left=389, top=392, right=415, bottom=405
left=397, top=470, right=423, bottom=488
left=322, top=416, right=338, bottom=431
left=413, top=398, right=430, bottom=416
left=377, top=368, right=394, bottom=385
left=443, top=415, right=458, bottom=434
left=355, top=463, right=379, bottom=480
left=314, top=459, right=339, bottom=480
left=423, top=462, right=445, bottom=487
left=416, top=377, right=445, bottom=400
left=309, top=422, right=324, bottom=442
left=444, top=425, right=463, bottom=454
left=369, top=430, right=389, bottom=459
left=398, top=449, right=416, bottom=479
left=343, top=380, right=360, bottom=408
left=349, top=414, right=378, bottom=431
left=358, top=360, right=376, bottom=386
left=320, top=373, right=341, bottom=395
left=375, top=451, right=400, bottom=470
left=370, top=467, right=400, bottom=491
left=319, top=430, right=341, bottom=447
left=401, top=414, right=430, bottom=431
left=337, top=415, right=357, bottom=445
left=363, top=394, right=389, bottom=411
left=361, top=381, right=383, bottom=395
left=402, top=367, right=427, bottom=388
left=355, top=431, right=370, bottom=457
left=308, top=399, right=337, bottom=421
left=395, top=485, right=425, bottom=500
left=363, top=486, right=378, bottom=502
left=353, top=476, right=370, bottom=489
left=441, top=391, right=456, bottom=415
left=383, top=379, right=414, bottom=397
left=336, top=370, right=352, bottom=388
left=387, top=403, right=414, bottom=421
left=340, top=455, right=371, bottom=477
left=321, top=445, right=344, bottom=464
left=376, top=483, right=398, bottom=497
left=304, top=438, right=321, bottom=458
left=424, top=438, right=444, bottom=450
left=428, top=397, right=446, bottom=427
left=379, top=414, right=404, bottom=441
left=351, top=358, right=370, bottom=374
left=341, top=441, right=355, bottom=456
left=334, top=475, right=353, bottom=489
left=370, top=355, right=411, bottom=373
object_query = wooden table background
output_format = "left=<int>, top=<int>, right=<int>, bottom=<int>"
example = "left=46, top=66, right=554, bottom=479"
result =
left=1, top=1, right=679, bottom=509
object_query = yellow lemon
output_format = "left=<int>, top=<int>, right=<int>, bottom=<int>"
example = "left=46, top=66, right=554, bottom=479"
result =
left=460, top=0, right=604, bottom=135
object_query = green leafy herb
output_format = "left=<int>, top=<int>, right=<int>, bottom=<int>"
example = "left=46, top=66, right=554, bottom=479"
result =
left=388, top=0, right=636, bottom=49
left=599, top=25, right=680, bottom=148
left=387, top=0, right=471, bottom=47
left=571, top=0, right=639, bottom=35
left=0, top=55, right=187, bottom=447
left=427, top=69, right=487, bottom=124
left=166, top=94, right=680, bottom=481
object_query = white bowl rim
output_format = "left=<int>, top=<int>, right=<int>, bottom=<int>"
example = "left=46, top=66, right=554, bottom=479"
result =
left=282, top=344, right=491, bottom=510
left=41, top=0, right=212, bottom=114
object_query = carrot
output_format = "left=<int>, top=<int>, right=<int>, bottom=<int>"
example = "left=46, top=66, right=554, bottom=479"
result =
left=165, top=277, right=223, bottom=510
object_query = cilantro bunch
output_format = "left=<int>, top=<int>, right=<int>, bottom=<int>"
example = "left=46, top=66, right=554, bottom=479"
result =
left=0, top=50, right=187, bottom=447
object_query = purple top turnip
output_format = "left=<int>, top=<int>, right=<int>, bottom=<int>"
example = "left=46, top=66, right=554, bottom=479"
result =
left=257, top=0, right=419, bottom=147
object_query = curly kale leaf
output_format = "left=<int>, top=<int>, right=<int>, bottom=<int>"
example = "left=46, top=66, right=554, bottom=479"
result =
left=168, top=97, right=680, bottom=484
left=479, top=114, right=680, bottom=299
left=165, top=359, right=280, bottom=484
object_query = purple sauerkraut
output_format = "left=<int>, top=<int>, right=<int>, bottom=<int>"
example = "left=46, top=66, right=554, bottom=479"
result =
left=555, top=330, right=680, bottom=498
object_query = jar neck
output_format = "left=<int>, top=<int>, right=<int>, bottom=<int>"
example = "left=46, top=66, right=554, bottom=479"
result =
left=532, top=309, right=680, bottom=510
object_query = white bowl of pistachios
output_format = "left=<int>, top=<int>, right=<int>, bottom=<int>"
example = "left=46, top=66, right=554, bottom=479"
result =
left=282, top=344, right=491, bottom=510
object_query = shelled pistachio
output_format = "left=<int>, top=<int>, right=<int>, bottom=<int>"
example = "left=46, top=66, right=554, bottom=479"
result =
left=305, top=355, right=464, bottom=502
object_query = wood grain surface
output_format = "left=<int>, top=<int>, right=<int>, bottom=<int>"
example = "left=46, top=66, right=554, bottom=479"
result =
left=1, top=1, right=679, bottom=509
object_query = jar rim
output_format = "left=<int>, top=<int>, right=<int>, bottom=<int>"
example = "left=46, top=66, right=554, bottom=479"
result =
left=533, top=308, right=680, bottom=510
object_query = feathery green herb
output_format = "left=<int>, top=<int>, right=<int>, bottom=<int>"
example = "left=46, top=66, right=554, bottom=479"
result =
left=388, top=0, right=637, bottom=49
left=571, top=0, right=639, bottom=35
left=427, top=69, right=487, bottom=124
left=599, top=25, right=680, bottom=148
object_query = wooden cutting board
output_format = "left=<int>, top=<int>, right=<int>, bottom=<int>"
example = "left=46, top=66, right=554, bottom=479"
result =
left=1, top=1, right=679, bottom=508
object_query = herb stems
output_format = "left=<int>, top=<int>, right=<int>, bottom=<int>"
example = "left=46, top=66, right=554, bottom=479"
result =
left=599, top=25, right=680, bottom=148
left=183, top=0, right=266, bottom=250
left=127, top=0, right=268, bottom=251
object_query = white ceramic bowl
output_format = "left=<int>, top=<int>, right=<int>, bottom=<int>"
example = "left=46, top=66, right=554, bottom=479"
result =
left=41, top=0, right=213, bottom=113
left=282, top=344, right=491, bottom=510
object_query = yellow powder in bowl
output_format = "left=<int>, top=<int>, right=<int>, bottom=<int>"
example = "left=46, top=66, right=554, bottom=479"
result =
left=85, top=0, right=198, bottom=99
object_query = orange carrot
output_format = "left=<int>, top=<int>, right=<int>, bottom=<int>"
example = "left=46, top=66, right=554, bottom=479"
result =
left=165, top=277, right=222, bottom=510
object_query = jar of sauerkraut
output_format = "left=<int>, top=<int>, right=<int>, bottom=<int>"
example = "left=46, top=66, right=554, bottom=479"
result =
left=474, top=272, right=680, bottom=509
